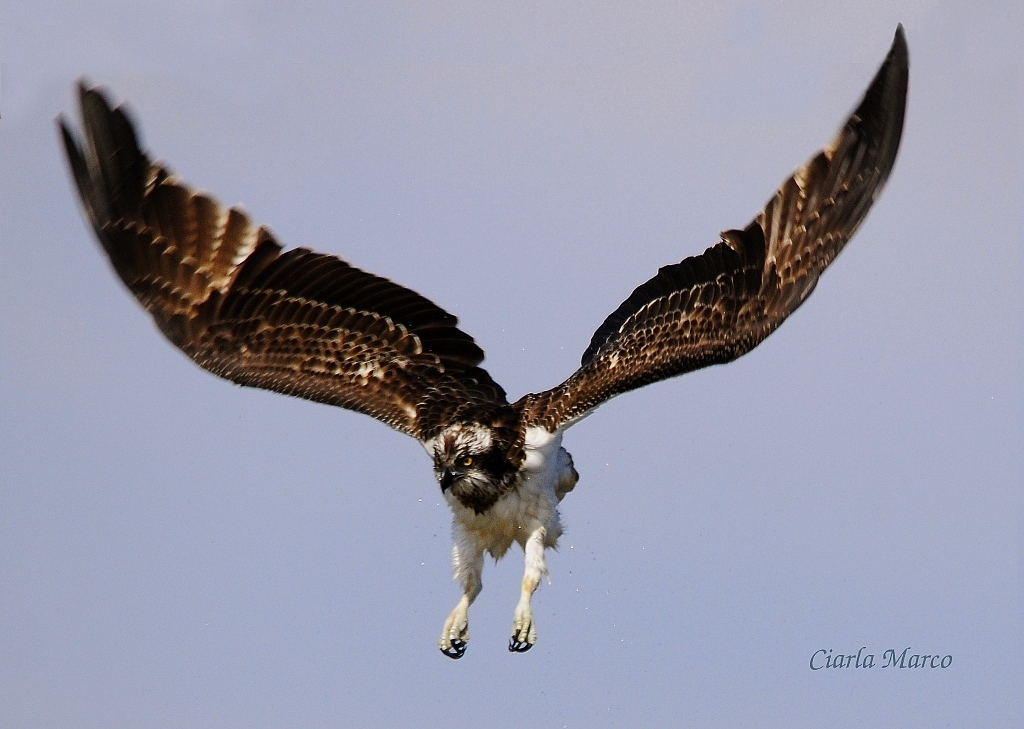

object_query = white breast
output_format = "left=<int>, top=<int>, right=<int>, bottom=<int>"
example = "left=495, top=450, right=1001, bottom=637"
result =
left=447, top=427, right=576, bottom=560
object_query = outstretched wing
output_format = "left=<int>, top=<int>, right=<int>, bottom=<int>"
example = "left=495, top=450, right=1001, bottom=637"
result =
left=60, top=82, right=506, bottom=438
left=518, top=26, right=908, bottom=432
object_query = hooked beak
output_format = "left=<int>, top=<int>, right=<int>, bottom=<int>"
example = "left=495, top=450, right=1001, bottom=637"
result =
left=440, top=469, right=463, bottom=492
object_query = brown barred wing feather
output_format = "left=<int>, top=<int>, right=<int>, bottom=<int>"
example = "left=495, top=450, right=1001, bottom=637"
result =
left=519, top=26, right=908, bottom=432
left=60, top=82, right=505, bottom=438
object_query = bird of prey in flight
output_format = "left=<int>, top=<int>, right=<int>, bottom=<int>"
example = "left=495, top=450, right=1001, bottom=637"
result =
left=59, top=26, right=907, bottom=658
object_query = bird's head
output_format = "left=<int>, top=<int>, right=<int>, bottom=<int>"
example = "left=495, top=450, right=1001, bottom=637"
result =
left=427, top=422, right=519, bottom=514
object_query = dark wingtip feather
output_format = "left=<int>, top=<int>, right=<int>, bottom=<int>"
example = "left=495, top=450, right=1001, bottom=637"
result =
left=857, top=26, right=909, bottom=128
left=844, top=24, right=909, bottom=197
left=893, top=24, right=908, bottom=63
left=76, top=81, right=148, bottom=221
left=865, top=24, right=909, bottom=113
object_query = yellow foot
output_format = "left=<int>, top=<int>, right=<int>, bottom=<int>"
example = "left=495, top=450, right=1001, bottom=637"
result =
left=439, top=605, right=470, bottom=659
left=509, top=602, right=536, bottom=653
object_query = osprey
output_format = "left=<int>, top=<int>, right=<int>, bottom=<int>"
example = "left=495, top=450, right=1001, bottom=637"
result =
left=59, top=28, right=908, bottom=658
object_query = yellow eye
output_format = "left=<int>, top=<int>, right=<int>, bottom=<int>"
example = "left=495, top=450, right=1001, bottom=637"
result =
left=459, top=456, right=474, bottom=468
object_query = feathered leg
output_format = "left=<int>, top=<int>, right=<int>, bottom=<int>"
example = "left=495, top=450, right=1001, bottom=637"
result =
left=509, top=526, right=547, bottom=652
left=439, top=538, right=484, bottom=659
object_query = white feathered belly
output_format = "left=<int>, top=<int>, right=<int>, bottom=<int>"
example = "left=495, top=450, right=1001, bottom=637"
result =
left=447, top=427, right=578, bottom=560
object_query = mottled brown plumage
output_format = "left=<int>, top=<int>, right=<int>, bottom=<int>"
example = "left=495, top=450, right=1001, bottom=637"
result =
left=60, top=85, right=506, bottom=438
left=61, top=27, right=906, bottom=445
left=516, top=26, right=907, bottom=432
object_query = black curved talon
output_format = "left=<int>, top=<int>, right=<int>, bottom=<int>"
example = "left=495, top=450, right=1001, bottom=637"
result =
left=441, top=639, right=467, bottom=659
left=508, top=638, right=533, bottom=653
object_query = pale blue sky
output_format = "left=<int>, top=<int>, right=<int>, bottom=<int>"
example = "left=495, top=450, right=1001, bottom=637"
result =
left=1, top=2, right=1021, bottom=727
